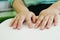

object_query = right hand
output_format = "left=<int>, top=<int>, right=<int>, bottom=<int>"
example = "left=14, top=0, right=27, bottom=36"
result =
left=10, top=11, right=36, bottom=30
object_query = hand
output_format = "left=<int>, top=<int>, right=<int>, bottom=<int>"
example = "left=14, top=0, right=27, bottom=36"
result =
left=10, top=11, right=36, bottom=30
left=35, top=8, right=59, bottom=30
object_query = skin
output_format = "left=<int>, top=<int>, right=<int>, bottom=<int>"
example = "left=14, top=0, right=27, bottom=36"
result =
left=35, top=1, right=60, bottom=30
left=10, top=0, right=36, bottom=29
left=10, top=0, right=60, bottom=30
left=35, top=8, right=59, bottom=30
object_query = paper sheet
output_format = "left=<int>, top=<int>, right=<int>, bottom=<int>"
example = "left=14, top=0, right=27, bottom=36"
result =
left=0, top=16, right=60, bottom=40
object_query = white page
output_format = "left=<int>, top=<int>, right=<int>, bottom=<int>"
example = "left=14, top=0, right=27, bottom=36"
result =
left=0, top=16, right=60, bottom=40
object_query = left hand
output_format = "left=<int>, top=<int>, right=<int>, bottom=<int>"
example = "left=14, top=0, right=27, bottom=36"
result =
left=35, top=8, right=59, bottom=30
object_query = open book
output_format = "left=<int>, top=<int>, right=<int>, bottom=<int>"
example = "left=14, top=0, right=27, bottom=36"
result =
left=0, top=16, right=60, bottom=40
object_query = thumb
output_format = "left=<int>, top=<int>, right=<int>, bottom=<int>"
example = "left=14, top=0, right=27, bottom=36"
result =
left=31, top=12, right=36, bottom=23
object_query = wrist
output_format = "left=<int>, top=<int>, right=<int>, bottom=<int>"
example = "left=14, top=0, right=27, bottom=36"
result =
left=15, top=7, right=29, bottom=14
left=18, top=8, right=30, bottom=14
left=47, top=7, right=60, bottom=14
left=20, top=7, right=29, bottom=12
left=48, top=1, right=60, bottom=13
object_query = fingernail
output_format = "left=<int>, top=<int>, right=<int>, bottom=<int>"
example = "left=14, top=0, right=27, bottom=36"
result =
left=46, top=26, right=49, bottom=29
left=13, top=26, right=16, bottom=29
left=34, top=24, right=38, bottom=28
left=40, top=27, right=44, bottom=30
left=54, top=23, right=57, bottom=26
left=46, top=27, right=49, bottom=29
left=28, top=26, right=32, bottom=28
left=40, top=28, right=44, bottom=30
left=17, top=28, right=20, bottom=30
left=34, top=26, right=38, bottom=29
left=17, top=27, right=21, bottom=30
left=13, top=27, right=16, bottom=29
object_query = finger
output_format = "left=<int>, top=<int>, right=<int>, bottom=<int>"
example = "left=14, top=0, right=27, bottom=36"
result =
left=26, top=17, right=33, bottom=28
left=35, top=16, right=38, bottom=23
left=54, top=14, right=58, bottom=26
left=12, top=17, right=19, bottom=29
left=17, top=16, right=25, bottom=30
left=35, top=15, right=44, bottom=28
left=39, top=15, right=49, bottom=30
left=36, top=16, right=38, bottom=19
left=46, top=16, right=54, bottom=29
left=32, top=13, right=36, bottom=23
left=10, top=17, right=16, bottom=27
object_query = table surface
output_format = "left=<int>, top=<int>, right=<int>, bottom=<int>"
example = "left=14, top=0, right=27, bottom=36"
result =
left=0, top=16, right=60, bottom=40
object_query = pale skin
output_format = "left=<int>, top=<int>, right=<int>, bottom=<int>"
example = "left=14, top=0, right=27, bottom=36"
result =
left=10, top=0, right=60, bottom=30
left=10, top=0, right=36, bottom=29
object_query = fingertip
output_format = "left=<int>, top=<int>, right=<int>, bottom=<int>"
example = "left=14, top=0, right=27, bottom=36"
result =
left=17, top=22, right=22, bottom=30
left=9, top=21, right=13, bottom=27
left=54, top=15, right=58, bottom=26
left=40, top=28, right=44, bottom=30
left=17, top=23, right=22, bottom=30
left=40, top=26, right=44, bottom=30
left=34, top=24, right=38, bottom=29
left=28, top=23, right=34, bottom=28
left=34, top=20, right=40, bottom=28
left=46, top=24, right=50, bottom=29
left=17, top=25, right=21, bottom=30
left=17, top=27, right=21, bottom=30
left=32, top=19, right=36, bottom=23
left=46, top=26, right=49, bottom=29
left=32, top=15, right=36, bottom=23
left=34, top=26, right=38, bottom=29
left=28, top=25, right=33, bottom=28
left=13, top=26, right=17, bottom=29
left=9, top=18, right=16, bottom=27
left=26, top=20, right=33, bottom=28
left=54, top=23, right=57, bottom=26
left=54, top=21, right=58, bottom=26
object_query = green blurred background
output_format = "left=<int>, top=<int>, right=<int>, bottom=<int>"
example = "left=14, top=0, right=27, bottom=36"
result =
left=0, top=0, right=16, bottom=23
